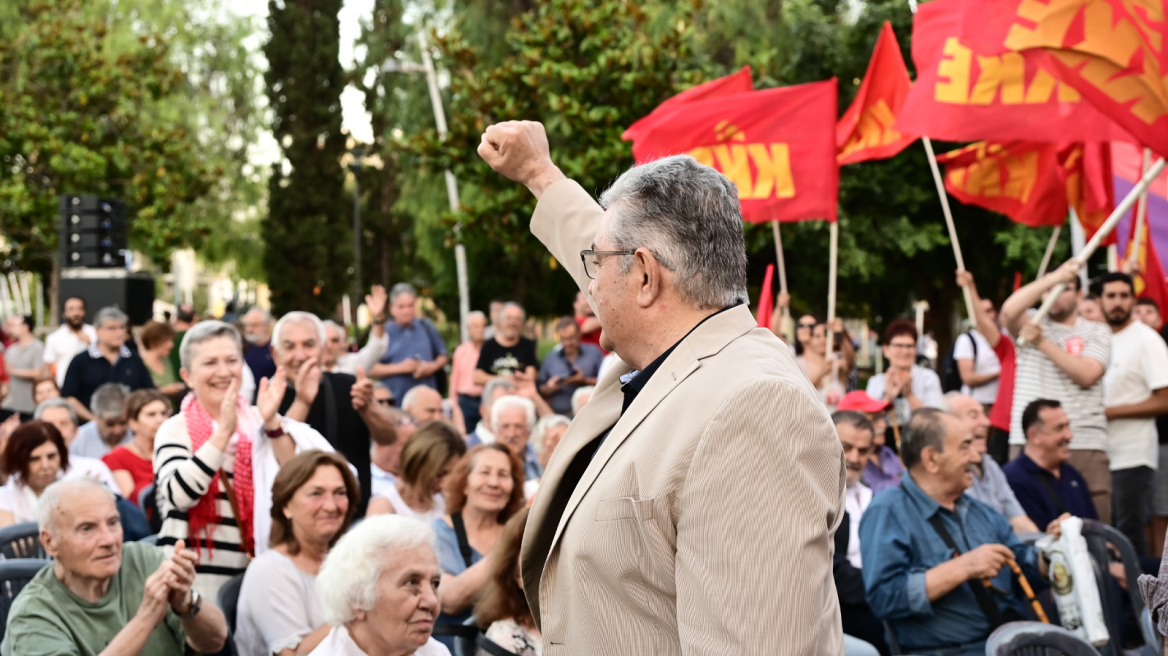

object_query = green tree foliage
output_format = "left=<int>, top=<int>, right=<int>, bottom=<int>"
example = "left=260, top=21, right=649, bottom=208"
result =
left=408, top=0, right=711, bottom=316
left=263, top=0, right=350, bottom=315
left=0, top=0, right=215, bottom=278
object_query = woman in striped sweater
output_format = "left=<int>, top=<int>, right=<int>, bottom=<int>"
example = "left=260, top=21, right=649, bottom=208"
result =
left=155, top=320, right=308, bottom=599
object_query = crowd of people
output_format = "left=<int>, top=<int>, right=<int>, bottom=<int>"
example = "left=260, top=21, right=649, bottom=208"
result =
left=0, top=283, right=609, bottom=656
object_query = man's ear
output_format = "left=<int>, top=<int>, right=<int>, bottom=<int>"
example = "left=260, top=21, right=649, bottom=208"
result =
left=634, top=248, right=665, bottom=309
left=41, top=527, right=59, bottom=559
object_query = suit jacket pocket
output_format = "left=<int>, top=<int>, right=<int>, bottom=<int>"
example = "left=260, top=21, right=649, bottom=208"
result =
left=594, top=496, right=637, bottom=521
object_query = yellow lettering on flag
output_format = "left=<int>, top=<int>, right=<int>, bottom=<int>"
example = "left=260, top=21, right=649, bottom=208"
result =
left=1004, top=0, right=1168, bottom=125
left=688, top=142, right=795, bottom=200
left=838, top=99, right=905, bottom=160
left=970, top=52, right=1026, bottom=104
left=946, top=143, right=1039, bottom=202
left=936, top=38, right=972, bottom=104
left=934, top=38, right=1085, bottom=106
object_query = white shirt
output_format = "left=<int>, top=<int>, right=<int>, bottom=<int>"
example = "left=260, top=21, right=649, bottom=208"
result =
left=308, top=626, right=450, bottom=656
left=844, top=482, right=872, bottom=570
left=865, top=365, right=944, bottom=425
left=42, top=324, right=97, bottom=386
left=1104, top=320, right=1168, bottom=470
left=953, top=330, right=1001, bottom=404
left=369, top=462, right=397, bottom=499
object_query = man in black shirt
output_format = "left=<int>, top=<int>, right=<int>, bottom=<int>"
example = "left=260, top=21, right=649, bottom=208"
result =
left=475, top=302, right=539, bottom=384
left=272, top=311, right=397, bottom=513
left=61, top=307, right=154, bottom=421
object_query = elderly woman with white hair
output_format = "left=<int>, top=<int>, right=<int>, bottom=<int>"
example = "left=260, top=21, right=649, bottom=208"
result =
left=309, top=515, right=451, bottom=656
left=155, top=320, right=335, bottom=600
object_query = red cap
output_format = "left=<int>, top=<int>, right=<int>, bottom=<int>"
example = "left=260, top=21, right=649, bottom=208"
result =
left=837, top=391, right=891, bottom=413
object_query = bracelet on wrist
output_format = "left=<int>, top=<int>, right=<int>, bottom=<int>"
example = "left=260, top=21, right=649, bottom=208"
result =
left=264, top=425, right=286, bottom=439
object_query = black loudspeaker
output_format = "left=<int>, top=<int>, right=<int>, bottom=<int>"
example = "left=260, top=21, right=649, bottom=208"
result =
left=59, top=195, right=128, bottom=269
left=60, top=272, right=155, bottom=325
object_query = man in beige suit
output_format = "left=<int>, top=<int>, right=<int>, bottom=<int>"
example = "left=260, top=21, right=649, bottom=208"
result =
left=478, top=121, right=846, bottom=655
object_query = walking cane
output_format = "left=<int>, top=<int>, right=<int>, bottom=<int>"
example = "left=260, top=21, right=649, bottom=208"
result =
left=1008, top=560, right=1050, bottom=623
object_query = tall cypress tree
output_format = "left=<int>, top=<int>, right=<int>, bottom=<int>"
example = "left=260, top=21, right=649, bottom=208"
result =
left=263, top=0, right=349, bottom=316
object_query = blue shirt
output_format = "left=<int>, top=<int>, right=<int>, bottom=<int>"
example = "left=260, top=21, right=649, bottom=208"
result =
left=858, top=472, right=1040, bottom=653
left=966, top=457, right=1027, bottom=520
left=433, top=517, right=482, bottom=648
left=1002, top=453, right=1097, bottom=528
left=380, top=318, right=447, bottom=402
left=537, top=343, right=604, bottom=415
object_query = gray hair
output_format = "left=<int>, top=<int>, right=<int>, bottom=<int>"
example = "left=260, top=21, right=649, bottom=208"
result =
left=322, top=319, right=344, bottom=335
left=598, top=155, right=749, bottom=309
left=180, top=320, right=243, bottom=371
left=571, top=386, right=595, bottom=415
left=90, top=383, right=131, bottom=419
left=401, top=385, right=439, bottom=411
left=316, top=515, right=437, bottom=626
left=901, top=409, right=952, bottom=470
left=34, top=398, right=79, bottom=427
left=242, top=307, right=272, bottom=323
left=38, top=478, right=116, bottom=535
left=491, top=395, right=536, bottom=433
left=389, top=283, right=417, bottom=302
left=93, top=306, right=128, bottom=329
left=532, top=414, right=571, bottom=458
left=467, top=310, right=487, bottom=324
left=500, top=302, right=525, bottom=320
left=481, top=378, right=517, bottom=409
left=272, top=311, right=327, bottom=350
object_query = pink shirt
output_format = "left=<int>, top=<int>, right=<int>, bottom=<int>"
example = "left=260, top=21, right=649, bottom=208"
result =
left=450, top=341, right=484, bottom=397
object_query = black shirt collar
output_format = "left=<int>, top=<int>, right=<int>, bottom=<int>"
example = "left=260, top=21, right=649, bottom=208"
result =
left=619, top=301, right=742, bottom=414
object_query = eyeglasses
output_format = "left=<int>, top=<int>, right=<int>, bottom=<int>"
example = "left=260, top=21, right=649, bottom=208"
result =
left=376, top=398, right=395, bottom=407
left=580, top=249, right=636, bottom=280
left=887, top=342, right=916, bottom=350
left=797, top=322, right=817, bottom=329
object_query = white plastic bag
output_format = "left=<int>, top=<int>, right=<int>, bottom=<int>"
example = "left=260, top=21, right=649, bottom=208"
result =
left=1036, top=517, right=1109, bottom=646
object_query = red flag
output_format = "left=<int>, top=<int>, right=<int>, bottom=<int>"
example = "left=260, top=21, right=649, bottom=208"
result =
left=837, top=22, right=916, bottom=165
left=1126, top=210, right=1168, bottom=312
left=622, top=67, right=754, bottom=143
left=937, top=141, right=1069, bottom=227
left=896, top=0, right=1135, bottom=144
left=1059, top=142, right=1117, bottom=244
left=757, top=264, right=775, bottom=329
left=626, top=80, right=840, bottom=223
left=957, top=0, right=1168, bottom=158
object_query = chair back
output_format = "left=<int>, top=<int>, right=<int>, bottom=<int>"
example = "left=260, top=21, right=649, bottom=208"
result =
left=217, top=571, right=246, bottom=639
left=987, top=621, right=1102, bottom=655
left=138, top=483, right=162, bottom=534
left=0, top=558, right=51, bottom=644
left=0, top=522, right=45, bottom=559
left=1080, top=520, right=1160, bottom=656
left=431, top=617, right=482, bottom=656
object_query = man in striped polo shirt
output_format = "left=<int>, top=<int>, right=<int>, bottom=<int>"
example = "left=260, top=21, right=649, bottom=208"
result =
left=1001, top=260, right=1113, bottom=524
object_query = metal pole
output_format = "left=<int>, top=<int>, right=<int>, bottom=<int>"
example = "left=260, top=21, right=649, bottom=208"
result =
left=352, top=158, right=362, bottom=329
left=418, top=30, right=470, bottom=344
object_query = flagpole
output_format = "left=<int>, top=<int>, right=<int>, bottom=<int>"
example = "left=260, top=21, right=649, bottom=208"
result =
left=921, top=136, right=978, bottom=321
left=826, top=221, right=839, bottom=359
left=1021, top=156, right=1168, bottom=344
left=772, top=221, right=791, bottom=336
left=1128, top=148, right=1153, bottom=268
left=1036, top=224, right=1063, bottom=280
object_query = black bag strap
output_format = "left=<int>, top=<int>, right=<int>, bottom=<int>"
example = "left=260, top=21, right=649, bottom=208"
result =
left=926, top=514, right=1008, bottom=628
left=475, top=634, right=520, bottom=656
left=319, top=373, right=339, bottom=445
left=1034, top=470, right=1068, bottom=515
left=451, top=512, right=475, bottom=568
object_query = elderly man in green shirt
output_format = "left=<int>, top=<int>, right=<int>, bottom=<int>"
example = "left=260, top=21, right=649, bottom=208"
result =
left=2, top=478, right=227, bottom=656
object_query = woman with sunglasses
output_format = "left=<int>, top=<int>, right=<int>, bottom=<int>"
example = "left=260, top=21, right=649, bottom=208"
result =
left=796, top=317, right=856, bottom=409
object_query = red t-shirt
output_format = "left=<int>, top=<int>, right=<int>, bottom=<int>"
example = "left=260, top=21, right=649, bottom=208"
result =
left=989, top=333, right=1016, bottom=432
left=0, top=355, right=7, bottom=383
left=575, top=315, right=606, bottom=353
left=102, top=446, right=153, bottom=503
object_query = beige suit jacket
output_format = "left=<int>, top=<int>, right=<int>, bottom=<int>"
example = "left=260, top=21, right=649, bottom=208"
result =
left=521, top=179, right=847, bottom=655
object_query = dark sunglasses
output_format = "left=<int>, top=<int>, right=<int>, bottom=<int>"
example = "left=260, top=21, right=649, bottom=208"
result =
left=376, top=398, right=396, bottom=407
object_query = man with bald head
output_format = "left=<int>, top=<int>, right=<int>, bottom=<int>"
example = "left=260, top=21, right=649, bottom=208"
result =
left=942, top=392, right=1038, bottom=534
left=402, top=385, right=445, bottom=424
left=3, top=478, right=227, bottom=656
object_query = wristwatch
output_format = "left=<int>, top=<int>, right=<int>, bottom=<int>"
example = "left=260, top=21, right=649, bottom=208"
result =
left=179, top=589, right=202, bottom=619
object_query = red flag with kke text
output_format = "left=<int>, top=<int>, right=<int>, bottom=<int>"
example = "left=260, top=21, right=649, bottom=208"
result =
left=896, top=0, right=1135, bottom=144
left=626, top=79, right=840, bottom=223
left=956, top=0, right=1168, bottom=158
left=622, top=67, right=754, bottom=144
left=837, top=22, right=916, bottom=164
left=937, top=141, right=1069, bottom=227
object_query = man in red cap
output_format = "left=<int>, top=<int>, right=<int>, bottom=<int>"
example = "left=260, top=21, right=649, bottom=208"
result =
left=839, top=391, right=904, bottom=495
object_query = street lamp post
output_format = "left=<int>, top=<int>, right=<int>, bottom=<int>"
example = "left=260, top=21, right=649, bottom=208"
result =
left=381, top=32, right=471, bottom=343
left=348, top=144, right=365, bottom=329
